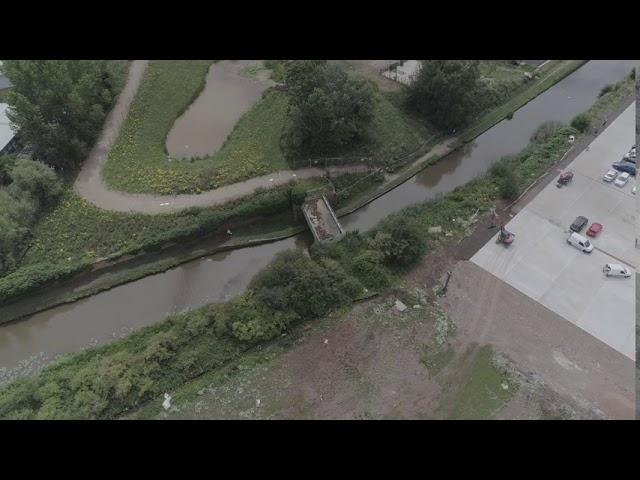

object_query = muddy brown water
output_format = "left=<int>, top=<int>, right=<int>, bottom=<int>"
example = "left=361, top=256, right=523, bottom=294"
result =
left=1, top=60, right=637, bottom=385
left=165, top=60, right=272, bottom=159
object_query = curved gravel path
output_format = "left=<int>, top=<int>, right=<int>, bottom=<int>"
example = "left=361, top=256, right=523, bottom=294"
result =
left=74, top=60, right=371, bottom=214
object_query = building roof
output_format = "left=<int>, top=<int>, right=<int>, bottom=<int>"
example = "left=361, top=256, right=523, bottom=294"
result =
left=0, top=103, right=17, bottom=153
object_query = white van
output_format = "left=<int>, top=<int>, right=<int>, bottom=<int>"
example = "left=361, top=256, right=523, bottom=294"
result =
left=603, top=263, right=632, bottom=277
left=566, top=232, right=594, bottom=253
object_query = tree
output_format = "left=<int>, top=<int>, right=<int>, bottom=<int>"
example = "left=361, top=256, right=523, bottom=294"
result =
left=249, top=249, right=359, bottom=320
left=1, top=60, right=124, bottom=170
left=8, top=159, right=63, bottom=208
left=0, top=190, right=36, bottom=272
left=281, top=61, right=376, bottom=155
left=407, top=60, right=482, bottom=131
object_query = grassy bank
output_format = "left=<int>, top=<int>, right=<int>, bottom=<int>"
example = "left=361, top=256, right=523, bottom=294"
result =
left=0, top=176, right=330, bottom=305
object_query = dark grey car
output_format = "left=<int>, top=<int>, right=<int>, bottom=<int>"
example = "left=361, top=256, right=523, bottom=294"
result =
left=570, top=216, right=588, bottom=233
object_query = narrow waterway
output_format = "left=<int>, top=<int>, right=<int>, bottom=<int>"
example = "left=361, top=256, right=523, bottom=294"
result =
left=1, top=60, right=636, bottom=385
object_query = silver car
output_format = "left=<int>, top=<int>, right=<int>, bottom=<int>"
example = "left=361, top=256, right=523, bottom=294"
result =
left=603, top=169, right=618, bottom=182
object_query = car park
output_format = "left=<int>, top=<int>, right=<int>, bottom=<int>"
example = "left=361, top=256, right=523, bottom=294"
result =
left=570, top=216, right=588, bottom=232
left=586, top=222, right=603, bottom=237
left=603, top=263, right=631, bottom=278
left=612, top=161, right=636, bottom=175
left=603, top=169, right=618, bottom=182
left=614, top=172, right=630, bottom=187
left=566, top=232, right=594, bottom=253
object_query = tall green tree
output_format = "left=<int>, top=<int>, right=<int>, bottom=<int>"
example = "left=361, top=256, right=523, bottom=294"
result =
left=1, top=60, right=125, bottom=169
left=282, top=61, right=376, bottom=155
left=407, top=60, right=482, bottom=131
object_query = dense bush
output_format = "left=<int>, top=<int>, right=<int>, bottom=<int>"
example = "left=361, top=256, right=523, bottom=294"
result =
left=281, top=61, right=376, bottom=156
left=0, top=159, right=63, bottom=274
left=598, top=84, right=616, bottom=98
left=349, top=250, right=391, bottom=290
left=8, top=159, right=63, bottom=208
left=249, top=249, right=362, bottom=320
left=0, top=261, right=89, bottom=303
left=570, top=113, right=590, bottom=133
left=369, top=216, right=427, bottom=267
left=498, top=168, right=521, bottom=201
left=530, top=121, right=563, bottom=143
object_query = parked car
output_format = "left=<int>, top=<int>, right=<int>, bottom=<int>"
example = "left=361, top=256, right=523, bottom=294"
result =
left=603, top=169, right=618, bottom=182
left=612, top=161, right=636, bottom=176
left=570, top=216, right=588, bottom=233
left=623, top=153, right=636, bottom=163
left=614, top=172, right=630, bottom=187
left=586, top=222, right=603, bottom=237
left=567, top=232, right=594, bottom=253
left=603, top=263, right=631, bottom=277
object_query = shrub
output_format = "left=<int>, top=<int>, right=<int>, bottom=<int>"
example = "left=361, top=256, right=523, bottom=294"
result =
left=0, top=261, right=90, bottom=304
left=349, top=250, right=391, bottom=290
left=498, top=168, right=520, bottom=200
left=8, top=159, right=63, bottom=208
left=249, top=249, right=359, bottom=320
left=570, top=113, right=590, bottom=133
left=530, top=121, right=562, bottom=143
left=598, top=83, right=616, bottom=98
left=369, top=216, right=427, bottom=267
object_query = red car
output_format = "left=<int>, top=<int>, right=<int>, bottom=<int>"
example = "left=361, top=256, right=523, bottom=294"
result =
left=586, top=222, right=603, bottom=237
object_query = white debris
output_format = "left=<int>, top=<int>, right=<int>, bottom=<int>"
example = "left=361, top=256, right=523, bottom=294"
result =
left=501, top=383, right=509, bottom=390
left=568, top=135, right=575, bottom=144
left=256, top=399, right=261, bottom=407
left=428, top=226, right=443, bottom=234
left=394, top=300, right=408, bottom=312
left=324, top=339, right=329, bottom=344
left=413, top=305, right=421, bottom=309
left=162, top=393, right=172, bottom=410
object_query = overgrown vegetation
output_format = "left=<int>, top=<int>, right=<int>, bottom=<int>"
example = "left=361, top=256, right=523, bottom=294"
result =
left=281, top=60, right=376, bottom=156
left=0, top=157, right=63, bottom=274
left=1, top=60, right=128, bottom=170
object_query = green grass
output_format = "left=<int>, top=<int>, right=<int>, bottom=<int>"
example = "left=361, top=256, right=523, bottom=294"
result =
left=103, top=60, right=292, bottom=194
left=363, top=91, right=432, bottom=159
left=420, top=344, right=455, bottom=377
left=449, top=345, right=516, bottom=419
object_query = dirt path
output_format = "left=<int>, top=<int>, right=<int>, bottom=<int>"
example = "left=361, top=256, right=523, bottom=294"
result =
left=73, top=60, right=373, bottom=214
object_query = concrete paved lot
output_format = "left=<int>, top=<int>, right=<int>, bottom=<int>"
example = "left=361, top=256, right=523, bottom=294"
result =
left=472, top=104, right=636, bottom=359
